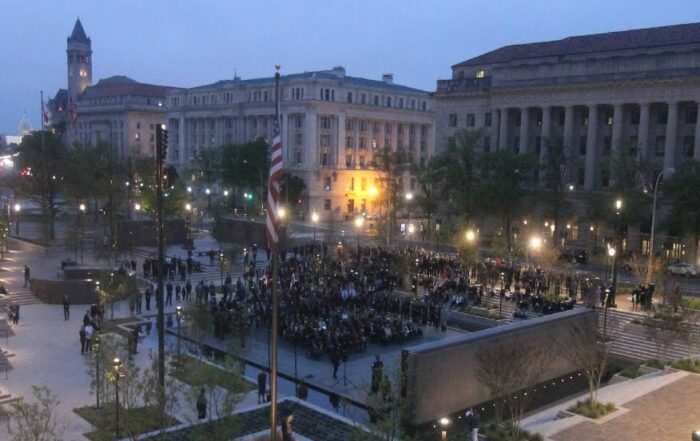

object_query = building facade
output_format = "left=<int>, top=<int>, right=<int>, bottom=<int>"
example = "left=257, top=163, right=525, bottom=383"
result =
left=48, top=19, right=173, bottom=158
left=166, top=67, right=434, bottom=220
left=435, top=22, right=700, bottom=258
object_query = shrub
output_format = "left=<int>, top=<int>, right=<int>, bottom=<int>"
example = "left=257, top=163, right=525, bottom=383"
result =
left=619, top=365, right=642, bottom=378
left=671, top=359, right=700, bottom=373
left=680, top=296, right=700, bottom=310
left=645, top=359, right=666, bottom=369
left=568, top=399, right=616, bottom=419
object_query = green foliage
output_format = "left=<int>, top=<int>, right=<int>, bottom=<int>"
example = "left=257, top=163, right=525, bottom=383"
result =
left=220, top=138, right=269, bottom=193
left=170, top=355, right=253, bottom=393
left=6, top=385, right=62, bottom=441
left=609, top=150, right=652, bottom=228
left=645, top=359, right=666, bottom=369
left=567, top=399, right=616, bottom=419
left=680, top=296, right=700, bottom=310
left=619, top=365, right=643, bottom=378
left=74, top=403, right=179, bottom=441
left=671, top=358, right=700, bottom=373
left=538, top=139, right=572, bottom=235
left=665, top=160, right=700, bottom=260
left=279, top=173, right=306, bottom=206
left=194, top=147, right=223, bottom=187
left=479, top=422, right=543, bottom=441
left=372, top=147, right=410, bottom=245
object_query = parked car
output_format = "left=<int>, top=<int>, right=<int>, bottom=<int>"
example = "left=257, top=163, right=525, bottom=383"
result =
left=667, top=262, right=697, bottom=277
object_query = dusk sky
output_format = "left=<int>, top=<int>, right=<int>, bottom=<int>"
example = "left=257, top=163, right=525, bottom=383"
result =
left=1, top=0, right=696, bottom=134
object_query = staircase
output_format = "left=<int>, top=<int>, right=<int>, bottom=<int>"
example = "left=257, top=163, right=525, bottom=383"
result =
left=597, top=308, right=700, bottom=362
left=8, top=291, right=40, bottom=306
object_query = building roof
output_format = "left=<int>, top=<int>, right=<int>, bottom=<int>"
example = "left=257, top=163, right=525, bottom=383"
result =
left=80, top=76, right=173, bottom=100
left=454, top=21, right=700, bottom=68
left=188, top=68, right=428, bottom=94
left=68, top=18, right=90, bottom=44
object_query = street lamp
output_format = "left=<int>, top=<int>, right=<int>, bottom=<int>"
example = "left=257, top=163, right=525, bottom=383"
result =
left=93, top=334, right=102, bottom=409
left=13, top=204, right=20, bottom=236
left=610, top=198, right=623, bottom=307
left=78, top=203, right=86, bottom=262
left=439, top=417, right=450, bottom=441
left=466, top=229, right=476, bottom=243
left=219, top=250, right=224, bottom=286
left=223, top=190, right=229, bottom=197
left=311, top=212, right=319, bottom=242
left=499, top=272, right=505, bottom=319
left=134, top=203, right=141, bottom=211
left=175, top=305, right=182, bottom=357
left=113, top=357, right=123, bottom=438
left=277, top=207, right=286, bottom=220
left=647, top=168, right=674, bottom=286
left=354, top=217, right=364, bottom=251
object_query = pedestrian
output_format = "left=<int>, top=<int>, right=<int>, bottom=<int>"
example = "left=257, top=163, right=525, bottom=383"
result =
left=11, top=304, right=19, bottom=326
left=297, top=380, right=308, bottom=401
left=63, top=294, right=70, bottom=320
left=84, top=323, right=94, bottom=352
left=257, top=371, right=267, bottom=404
left=466, top=408, right=480, bottom=441
left=83, top=309, right=92, bottom=326
left=196, top=387, right=207, bottom=420
left=23, top=265, right=30, bottom=288
left=166, top=282, right=173, bottom=306
left=371, top=355, right=384, bottom=394
left=330, top=350, right=340, bottom=380
left=145, top=288, right=152, bottom=310
left=79, top=325, right=87, bottom=354
left=136, top=291, right=142, bottom=315
left=130, top=328, right=139, bottom=355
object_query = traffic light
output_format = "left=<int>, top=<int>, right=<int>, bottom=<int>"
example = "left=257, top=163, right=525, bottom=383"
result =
left=156, top=124, right=169, bottom=159
left=244, top=192, right=253, bottom=200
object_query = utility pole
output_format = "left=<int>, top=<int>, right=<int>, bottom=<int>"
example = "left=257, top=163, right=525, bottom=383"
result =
left=155, top=125, right=168, bottom=397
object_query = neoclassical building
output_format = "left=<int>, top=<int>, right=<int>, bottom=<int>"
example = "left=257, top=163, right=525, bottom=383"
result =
left=48, top=19, right=174, bottom=158
left=166, top=67, right=434, bottom=219
left=435, top=22, right=700, bottom=258
left=435, top=22, right=700, bottom=191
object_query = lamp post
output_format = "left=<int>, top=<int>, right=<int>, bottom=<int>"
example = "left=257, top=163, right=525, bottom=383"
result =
left=79, top=203, right=86, bottom=262
left=499, top=272, right=505, bottom=319
left=311, top=212, right=319, bottom=242
left=610, top=198, right=623, bottom=308
left=404, top=193, right=413, bottom=244
left=439, top=417, right=450, bottom=441
left=603, top=288, right=611, bottom=340
left=219, top=250, right=224, bottom=286
left=93, top=334, right=102, bottom=409
left=13, top=204, right=20, bottom=236
left=528, top=235, right=542, bottom=267
left=176, top=305, right=182, bottom=357
left=647, top=168, right=674, bottom=286
left=465, top=229, right=476, bottom=279
left=113, top=357, right=123, bottom=438
left=354, top=217, right=364, bottom=252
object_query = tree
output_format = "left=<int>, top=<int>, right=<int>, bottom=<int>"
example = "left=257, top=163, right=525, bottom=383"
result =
left=372, top=148, right=410, bottom=246
left=609, top=149, right=652, bottom=229
left=6, top=385, right=63, bottom=441
left=194, top=147, right=223, bottom=210
left=583, top=191, right=606, bottom=251
left=279, top=173, right=306, bottom=208
left=665, top=160, right=700, bottom=263
left=13, top=131, right=65, bottom=241
left=539, top=140, right=573, bottom=242
left=411, top=160, right=439, bottom=242
left=220, top=138, right=269, bottom=208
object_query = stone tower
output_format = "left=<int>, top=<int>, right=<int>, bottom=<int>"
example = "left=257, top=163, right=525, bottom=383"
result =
left=66, top=18, right=92, bottom=105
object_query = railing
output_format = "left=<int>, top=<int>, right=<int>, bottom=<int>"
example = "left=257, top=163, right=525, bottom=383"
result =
left=436, top=77, right=492, bottom=94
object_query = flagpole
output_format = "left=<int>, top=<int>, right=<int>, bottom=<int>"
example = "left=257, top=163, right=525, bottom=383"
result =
left=269, top=65, right=281, bottom=440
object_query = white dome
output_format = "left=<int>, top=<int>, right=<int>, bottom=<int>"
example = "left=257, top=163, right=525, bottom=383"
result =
left=17, top=113, right=33, bottom=136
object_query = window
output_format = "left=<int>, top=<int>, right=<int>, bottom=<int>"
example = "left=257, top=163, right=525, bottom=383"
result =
left=603, top=136, right=612, bottom=156
left=295, top=150, right=302, bottom=165
left=579, top=136, right=587, bottom=156
left=346, top=154, right=353, bottom=167
left=324, top=199, right=331, bottom=210
left=263, top=91, right=269, bottom=101
left=484, top=112, right=492, bottom=127
left=397, top=124, right=403, bottom=135
left=684, top=135, right=695, bottom=157
left=483, top=136, right=491, bottom=152
left=466, top=113, right=475, bottom=127
left=359, top=155, right=366, bottom=167
left=628, top=136, right=638, bottom=156
left=346, top=136, right=354, bottom=149
left=655, top=136, right=665, bottom=156
left=420, top=140, right=427, bottom=152
left=422, top=101, right=427, bottom=111
left=295, top=117, right=303, bottom=128
left=359, top=137, right=366, bottom=149
left=385, top=123, right=392, bottom=134
left=295, top=133, right=303, bottom=146
left=373, top=122, right=380, bottom=133
left=384, top=137, right=392, bottom=149
left=386, top=97, right=392, bottom=108
left=399, top=98, right=404, bottom=109
left=601, top=168, right=610, bottom=188
left=657, top=110, right=668, bottom=125
left=346, top=119, right=354, bottom=131
left=361, top=94, right=367, bottom=105
left=320, top=116, right=331, bottom=129
left=513, top=136, right=520, bottom=153
left=321, top=151, right=330, bottom=166
left=361, top=177, right=367, bottom=191
left=347, top=92, right=353, bottom=103
left=606, top=110, right=613, bottom=126
left=373, top=95, right=379, bottom=106
left=320, top=134, right=331, bottom=147
left=686, top=107, right=698, bottom=124
left=349, top=177, right=355, bottom=191
left=475, top=69, right=486, bottom=78
left=630, top=110, right=640, bottom=125
left=448, top=114, right=457, bottom=127
left=534, top=136, right=541, bottom=154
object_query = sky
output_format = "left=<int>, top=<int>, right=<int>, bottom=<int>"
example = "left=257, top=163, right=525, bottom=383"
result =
left=0, top=0, right=697, bottom=134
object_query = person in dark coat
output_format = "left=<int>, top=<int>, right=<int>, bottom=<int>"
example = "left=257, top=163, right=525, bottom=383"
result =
left=371, top=355, right=384, bottom=394
left=196, top=387, right=207, bottom=420
left=330, top=350, right=341, bottom=380
left=63, top=294, right=70, bottom=320
left=257, top=372, right=267, bottom=404
left=145, top=288, right=152, bottom=310
left=79, top=325, right=86, bottom=354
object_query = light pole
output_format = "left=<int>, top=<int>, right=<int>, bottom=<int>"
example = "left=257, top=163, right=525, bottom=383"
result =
left=647, top=168, right=674, bottom=286
left=603, top=288, right=611, bottom=340
left=219, top=250, right=224, bottom=286
left=311, top=212, right=319, bottom=242
left=176, top=305, right=182, bottom=358
left=499, top=272, right=505, bottom=319
left=439, top=417, right=450, bottom=441
left=93, top=334, right=101, bottom=409
left=354, top=217, right=364, bottom=252
left=79, top=203, right=86, bottom=262
left=610, top=198, right=623, bottom=308
left=404, top=193, right=413, bottom=244
left=113, top=357, right=123, bottom=438
left=13, top=204, right=20, bottom=236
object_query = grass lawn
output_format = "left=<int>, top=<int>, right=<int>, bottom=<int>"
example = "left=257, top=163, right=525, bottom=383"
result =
left=568, top=399, right=616, bottom=419
left=170, top=355, right=255, bottom=393
left=74, top=403, right=179, bottom=441
left=671, top=358, right=700, bottom=373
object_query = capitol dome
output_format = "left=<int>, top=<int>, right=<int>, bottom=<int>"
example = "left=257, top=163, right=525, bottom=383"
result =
left=17, top=112, right=33, bottom=136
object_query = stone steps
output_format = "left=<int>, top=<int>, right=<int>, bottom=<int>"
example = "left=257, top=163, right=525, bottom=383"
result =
left=8, top=291, right=40, bottom=306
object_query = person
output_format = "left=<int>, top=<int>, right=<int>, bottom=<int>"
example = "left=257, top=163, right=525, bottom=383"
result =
left=196, top=387, right=207, bottom=420
left=63, top=294, right=70, bottom=320
left=257, top=371, right=267, bottom=404
left=84, top=323, right=94, bottom=352
left=130, top=328, right=139, bottom=355
left=79, top=325, right=87, bottom=354
left=145, top=288, right=152, bottom=311
left=297, top=380, right=308, bottom=401
left=466, top=408, right=480, bottom=441
left=12, top=304, right=19, bottom=326
left=330, top=350, right=340, bottom=380
left=23, top=265, right=30, bottom=288
left=83, top=309, right=92, bottom=326
left=371, top=355, right=384, bottom=394
left=136, top=291, right=142, bottom=315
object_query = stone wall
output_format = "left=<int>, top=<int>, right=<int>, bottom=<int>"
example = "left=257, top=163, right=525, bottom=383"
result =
left=31, top=279, right=98, bottom=305
left=215, top=217, right=266, bottom=245
left=116, top=219, right=186, bottom=249
left=402, top=308, right=597, bottom=425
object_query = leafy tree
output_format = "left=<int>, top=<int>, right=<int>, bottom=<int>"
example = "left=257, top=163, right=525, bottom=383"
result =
left=279, top=173, right=306, bottom=207
left=609, top=149, right=652, bottom=228
left=411, top=160, right=439, bottom=241
left=220, top=138, right=269, bottom=202
left=665, top=160, right=700, bottom=263
left=14, top=131, right=65, bottom=241
left=6, top=385, right=63, bottom=441
left=194, top=147, right=223, bottom=209
left=539, top=140, right=573, bottom=241
left=372, top=148, right=410, bottom=245
left=583, top=191, right=607, bottom=251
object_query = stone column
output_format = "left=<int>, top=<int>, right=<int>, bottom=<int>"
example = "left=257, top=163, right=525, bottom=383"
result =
left=491, top=109, right=500, bottom=151
left=584, top=105, right=598, bottom=190
left=178, top=115, right=185, bottom=166
left=305, top=111, right=317, bottom=167
left=498, top=108, right=509, bottom=150
left=519, top=107, right=530, bottom=154
left=638, top=103, right=650, bottom=159
left=539, top=106, right=551, bottom=166
left=611, top=104, right=624, bottom=158
left=664, top=101, right=678, bottom=171
left=282, top=113, right=290, bottom=165
left=563, top=105, right=575, bottom=158
left=337, top=113, right=346, bottom=168
left=694, top=103, right=700, bottom=159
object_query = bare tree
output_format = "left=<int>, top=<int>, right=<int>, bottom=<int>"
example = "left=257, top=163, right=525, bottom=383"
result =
left=6, top=385, right=63, bottom=441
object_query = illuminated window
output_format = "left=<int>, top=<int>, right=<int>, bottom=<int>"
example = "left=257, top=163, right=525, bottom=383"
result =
left=475, top=70, right=486, bottom=78
left=79, top=70, right=87, bottom=78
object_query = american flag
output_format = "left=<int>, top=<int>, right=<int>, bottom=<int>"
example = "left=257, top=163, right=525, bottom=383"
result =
left=265, top=114, right=283, bottom=246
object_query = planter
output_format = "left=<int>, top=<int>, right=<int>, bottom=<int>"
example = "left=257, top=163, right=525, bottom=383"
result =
left=448, top=309, right=507, bottom=331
